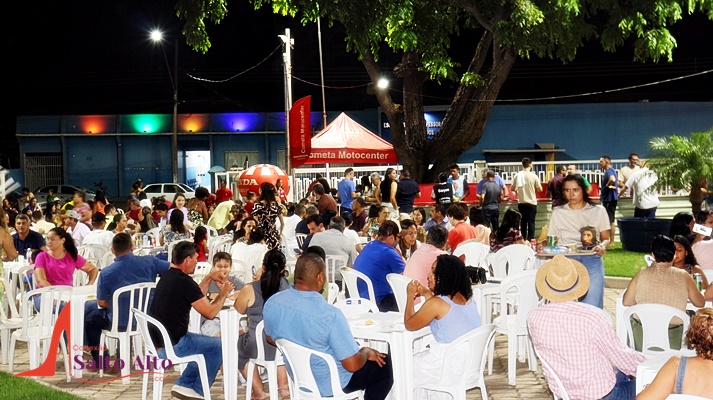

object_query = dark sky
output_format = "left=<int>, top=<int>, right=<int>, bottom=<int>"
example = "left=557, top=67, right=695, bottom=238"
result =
left=3, top=0, right=712, bottom=166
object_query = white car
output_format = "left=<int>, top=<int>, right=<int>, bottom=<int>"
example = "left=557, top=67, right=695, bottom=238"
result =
left=34, top=185, right=96, bottom=206
left=142, top=183, right=196, bottom=202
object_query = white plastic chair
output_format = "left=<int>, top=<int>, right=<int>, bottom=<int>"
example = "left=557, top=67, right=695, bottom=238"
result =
left=9, top=285, right=72, bottom=381
left=622, top=303, right=690, bottom=355
left=132, top=308, right=212, bottom=400
left=490, top=244, right=535, bottom=277
left=193, top=262, right=212, bottom=283
left=340, top=268, right=377, bottom=306
left=275, top=338, right=365, bottom=400
left=487, top=270, right=539, bottom=385
left=532, top=345, right=571, bottom=400
left=208, top=235, right=233, bottom=265
left=0, top=277, right=25, bottom=365
left=78, top=244, right=107, bottom=269
left=452, top=241, right=490, bottom=269
left=101, top=250, right=117, bottom=269
left=246, top=321, right=284, bottom=400
left=644, top=254, right=655, bottom=266
left=167, top=239, right=193, bottom=263
left=231, top=243, right=268, bottom=283
left=206, top=225, right=219, bottom=238
left=418, top=324, right=497, bottom=400
left=295, top=233, right=307, bottom=250
left=327, top=282, right=342, bottom=305
left=665, top=395, right=711, bottom=399
left=99, top=282, right=156, bottom=383
left=145, top=227, right=161, bottom=241
left=325, top=255, right=349, bottom=284
left=386, top=273, right=411, bottom=313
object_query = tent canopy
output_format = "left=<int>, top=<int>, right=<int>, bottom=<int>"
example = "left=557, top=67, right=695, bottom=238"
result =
left=305, top=112, right=398, bottom=164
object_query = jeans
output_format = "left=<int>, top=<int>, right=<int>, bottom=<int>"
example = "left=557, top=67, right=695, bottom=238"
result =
left=83, top=300, right=112, bottom=364
left=600, top=369, right=636, bottom=400
left=483, top=206, right=500, bottom=230
left=343, top=354, right=393, bottom=400
left=157, top=332, right=223, bottom=397
left=569, top=255, right=604, bottom=309
left=518, top=203, right=537, bottom=241
left=634, top=207, right=656, bottom=219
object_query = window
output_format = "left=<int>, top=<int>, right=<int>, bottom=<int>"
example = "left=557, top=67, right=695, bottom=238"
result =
left=144, top=185, right=161, bottom=194
left=60, top=185, right=76, bottom=195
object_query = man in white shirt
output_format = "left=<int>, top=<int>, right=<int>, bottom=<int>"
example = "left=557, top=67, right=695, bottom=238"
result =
left=619, top=161, right=659, bottom=219
left=66, top=210, right=90, bottom=247
left=30, top=211, right=55, bottom=235
left=282, top=203, right=304, bottom=258
left=82, top=213, right=115, bottom=262
left=340, top=212, right=363, bottom=253
left=618, top=153, right=640, bottom=196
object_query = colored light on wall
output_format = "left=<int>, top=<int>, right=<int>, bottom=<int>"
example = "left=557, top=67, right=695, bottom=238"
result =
left=127, top=114, right=165, bottom=134
left=214, top=113, right=265, bottom=132
left=79, top=115, right=111, bottom=134
left=179, top=114, right=209, bottom=133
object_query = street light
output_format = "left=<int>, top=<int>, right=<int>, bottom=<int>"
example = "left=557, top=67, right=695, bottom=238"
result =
left=150, top=29, right=179, bottom=183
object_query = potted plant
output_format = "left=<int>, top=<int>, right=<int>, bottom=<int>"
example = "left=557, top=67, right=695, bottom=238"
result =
left=648, top=131, right=713, bottom=215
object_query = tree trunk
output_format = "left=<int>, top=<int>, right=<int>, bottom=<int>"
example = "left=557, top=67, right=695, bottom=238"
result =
left=689, top=185, right=704, bottom=215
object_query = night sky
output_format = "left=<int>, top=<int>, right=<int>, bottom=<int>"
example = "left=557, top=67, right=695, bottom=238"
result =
left=3, top=0, right=712, bottom=167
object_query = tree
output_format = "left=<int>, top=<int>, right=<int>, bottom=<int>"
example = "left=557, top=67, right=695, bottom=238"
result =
left=176, top=0, right=713, bottom=182
left=649, top=131, right=713, bottom=215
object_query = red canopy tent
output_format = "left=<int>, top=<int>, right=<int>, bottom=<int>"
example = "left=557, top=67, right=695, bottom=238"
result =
left=303, top=112, right=398, bottom=165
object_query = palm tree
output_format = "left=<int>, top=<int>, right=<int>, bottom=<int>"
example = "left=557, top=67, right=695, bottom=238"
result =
left=649, top=131, right=713, bottom=215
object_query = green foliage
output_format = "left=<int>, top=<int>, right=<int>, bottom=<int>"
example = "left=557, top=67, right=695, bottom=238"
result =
left=649, top=132, right=713, bottom=201
left=176, top=0, right=230, bottom=53
left=0, top=372, right=85, bottom=400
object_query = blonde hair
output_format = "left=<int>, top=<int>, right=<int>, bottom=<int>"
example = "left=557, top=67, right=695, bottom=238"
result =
left=686, top=308, right=713, bottom=360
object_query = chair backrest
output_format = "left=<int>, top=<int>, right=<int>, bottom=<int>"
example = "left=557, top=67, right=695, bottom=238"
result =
left=16, top=265, right=37, bottom=294
left=493, top=244, right=535, bottom=275
left=254, top=320, right=282, bottom=364
left=208, top=235, right=233, bottom=264
left=73, top=268, right=90, bottom=287
left=232, top=243, right=268, bottom=283
left=146, top=227, right=161, bottom=240
left=499, top=270, right=539, bottom=332
left=21, top=286, right=73, bottom=333
left=327, top=282, right=341, bottom=305
left=275, top=338, right=356, bottom=398
left=295, top=233, right=307, bottom=249
left=132, top=308, right=179, bottom=360
left=0, top=277, right=19, bottom=320
left=340, top=267, right=376, bottom=303
left=333, top=297, right=378, bottom=317
left=644, top=254, right=655, bottom=266
left=532, top=345, right=570, bottom=400
left=101, top=251, right=116, bottom=269
left=206, top=225, right=219, bottom=238
left=622, top=303, right=691, bottom=354
left=109, top=282, right=156, bottom=333
left=167, top=239, right=193, bottom=263
left=386, top=273, right=411, bottom=313
left=193, top=262, right=212, bottom=283
left=452, top=241, right=490, bottom=269
left=78, top=244, right=108, bottom=267
left=436, top=324, right=496, bottom=388
left=325, top=255, right=349, bottom=283
left=231, top=259, right=251, bottom=280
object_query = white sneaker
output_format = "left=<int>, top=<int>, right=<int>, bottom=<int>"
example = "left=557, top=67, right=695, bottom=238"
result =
left=171, top=385, right=204, bottom=400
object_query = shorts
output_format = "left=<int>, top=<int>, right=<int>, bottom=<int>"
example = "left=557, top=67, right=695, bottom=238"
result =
left=602, top=200, right=617, bottom=223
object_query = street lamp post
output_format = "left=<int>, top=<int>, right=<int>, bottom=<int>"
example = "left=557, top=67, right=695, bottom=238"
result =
left=151, top=30, right=179, bottom=183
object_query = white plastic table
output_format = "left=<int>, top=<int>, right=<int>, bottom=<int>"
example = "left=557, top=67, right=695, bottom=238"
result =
left=348, top=311, right=431, bottom=400
left=219, top=302, right=246, bottom=400
left=69, top=284, right=97, bottom=379
left=635, top=349, right=696, bottom=394
left=471, top=282, right=500, bottom=325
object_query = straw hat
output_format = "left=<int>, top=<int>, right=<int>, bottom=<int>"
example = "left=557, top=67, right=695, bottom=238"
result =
left=535, top=255, right=590, bottom=302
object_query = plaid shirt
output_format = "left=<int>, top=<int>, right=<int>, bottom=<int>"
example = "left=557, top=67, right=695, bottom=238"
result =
left=527, top=302, right=647, bottom=400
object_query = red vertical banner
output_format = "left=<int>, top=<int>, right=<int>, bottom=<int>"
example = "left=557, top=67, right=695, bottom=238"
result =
left=289, top=96, right=312, bottom=168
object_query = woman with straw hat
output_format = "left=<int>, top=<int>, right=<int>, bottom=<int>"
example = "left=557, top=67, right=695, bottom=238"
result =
left=528, top=255, right=645, bottom=400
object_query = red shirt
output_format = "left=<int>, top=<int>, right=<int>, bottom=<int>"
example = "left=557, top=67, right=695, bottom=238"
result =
left=317, top=194, right=338, bottom=214
left=447, top=221, right=479, bottom=251
left=216, top=188, right=233, bottom=203
left=245, top=201, right=255, bottom=216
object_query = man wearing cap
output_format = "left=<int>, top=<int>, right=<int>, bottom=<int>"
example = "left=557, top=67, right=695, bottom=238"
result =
left=66, top=210, right=91, bottom=247
left=527, top=255, right=646, bottom=400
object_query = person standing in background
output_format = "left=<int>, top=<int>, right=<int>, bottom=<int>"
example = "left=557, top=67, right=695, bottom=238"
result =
left=511, top=158, right=542, bottom=241
left=599, top=155, right=619, bottom=244
left=618, top=153, right=640, bottom=197
left=215, top=180, right=233, bottom=204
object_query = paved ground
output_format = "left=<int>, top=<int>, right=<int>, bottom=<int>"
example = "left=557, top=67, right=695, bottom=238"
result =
left=0, top=288, right=625, bottom=399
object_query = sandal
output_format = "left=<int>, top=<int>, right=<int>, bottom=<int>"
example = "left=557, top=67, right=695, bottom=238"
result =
left=279, top=388, right=291, bottom=399
left=250, top=394, right=269, bottom=400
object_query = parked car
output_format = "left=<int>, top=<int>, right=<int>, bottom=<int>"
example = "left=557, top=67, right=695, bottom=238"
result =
left=142, top=183, right=196, bottom=202
left=34, top=185, right=96, bottom=206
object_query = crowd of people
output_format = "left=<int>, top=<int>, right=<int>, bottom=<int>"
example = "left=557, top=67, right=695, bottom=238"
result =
left=2, top=161, right=713, bottom=400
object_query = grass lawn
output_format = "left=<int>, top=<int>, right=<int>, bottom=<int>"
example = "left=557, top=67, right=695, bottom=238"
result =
left=0, top=372, right=84, bottom=400
left=604, top=242, right=647, bottom=278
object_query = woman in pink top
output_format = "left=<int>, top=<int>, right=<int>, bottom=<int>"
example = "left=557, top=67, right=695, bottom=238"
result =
left=34, top=227, right=98, bottom=288
left=403, top=225, right=449, bottom=286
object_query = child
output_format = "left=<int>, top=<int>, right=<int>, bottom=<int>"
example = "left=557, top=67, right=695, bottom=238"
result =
left=194, top=225, right=209, bottom=262
left=199, top=252, right=245, bottom=336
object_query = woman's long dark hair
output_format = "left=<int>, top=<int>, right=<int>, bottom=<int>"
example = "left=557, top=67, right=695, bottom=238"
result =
left=670, top=212, right=694, bottom=237
left=194, top=225, right=208, bottom=245
left=432, top=254, right=472, bottom=300
left=170, top=209, right=187, bottom=234
left=563, top=174, right=594, bottom=205
left=496, top=209, right=522, bottom=242
left=673, top=235, right=699, bottom=266
left=50, top=227, right=78, bottom=261
left=398, top=219, right=418, bottom=256
left=260, top=249, right=286, bottom=302
left=95, top=189, right=107, bottom=204
left=258, top=182, right=277, bottom=204
left=170, top=193, right=186, bottom=210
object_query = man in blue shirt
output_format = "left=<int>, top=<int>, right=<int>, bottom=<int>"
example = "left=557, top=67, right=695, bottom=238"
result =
left=599, top=155, right=619, bottom=243
left=83, top=232, right=170, bottom=367
left=476, top=169, right=509, bottom=199
left=264, top=253, right=392, bottom=399
left=396, top=169, right=421, bottom=214
left=12, top=214, right=47, bottom=254
left=337, top=168, right=360, bottom=213
left=353, top=221, right=406, bottom=312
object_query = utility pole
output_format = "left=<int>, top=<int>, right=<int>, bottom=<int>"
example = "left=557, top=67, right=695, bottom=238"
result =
left=171, top=38, right=179, bottom=183
left=317, top=17, right=327, bottom=129
left=279, top=29, right=294, bottom=174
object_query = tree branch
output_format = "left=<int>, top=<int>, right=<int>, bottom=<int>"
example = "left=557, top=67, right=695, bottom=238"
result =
left=361, top=52, right=400, bottom=116
left=443, top=0, right=494, bottom=31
